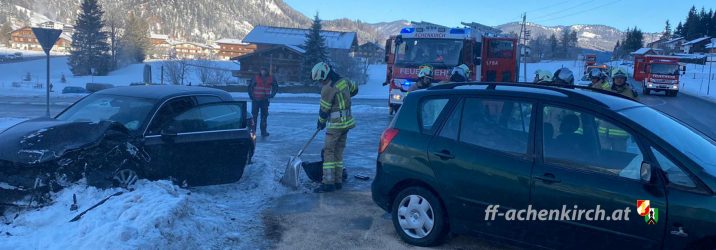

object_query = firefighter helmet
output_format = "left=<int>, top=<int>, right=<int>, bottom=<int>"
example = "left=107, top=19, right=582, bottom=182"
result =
left=588, top=68, right=606, bottom=80
left=451, top=64, right=470, bottom=79
left=534, top=70, right=553, bottom=83
left=612, top=68, right=628, bottom=79
left=553, top=68, right=574, bottom=85
left=417, top=65, right=434, bottom=79
left=311, top=62, right=331, bottom=81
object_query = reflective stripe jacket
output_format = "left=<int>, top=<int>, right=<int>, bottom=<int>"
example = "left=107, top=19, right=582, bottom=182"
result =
left=319, top=78, right=358, bottom=130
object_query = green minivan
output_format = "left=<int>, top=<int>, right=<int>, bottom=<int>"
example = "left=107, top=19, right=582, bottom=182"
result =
left=372, top=83, right=716, bottom=249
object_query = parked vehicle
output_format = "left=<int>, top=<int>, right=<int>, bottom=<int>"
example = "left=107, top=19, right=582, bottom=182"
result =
left=383, top=22, right=518, bottom=115
left=61, top=86, right=88, bottom=94
left=1, top=86, right=255, bottom=207
left=372, top=82, right=716, bottom=249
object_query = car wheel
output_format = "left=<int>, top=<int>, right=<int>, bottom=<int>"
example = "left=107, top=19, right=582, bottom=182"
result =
left=643, top=87, right=650, bottom=95
left=113, top=168, right=139, bottom=188
left=391, top=186, right=448, bottom=247
left=389, top=106, right=395, bottom=115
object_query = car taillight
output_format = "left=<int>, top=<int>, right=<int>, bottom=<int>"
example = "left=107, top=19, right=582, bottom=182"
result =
left=379, top=128, right=399, bottom=153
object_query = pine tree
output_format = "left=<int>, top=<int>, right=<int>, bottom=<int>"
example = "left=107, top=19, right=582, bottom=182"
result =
left=612, top=40, right=621, bottom=60
left=622, top=27, right=644, bottom=54
left=661, top=20, right=672, bottom=40
left=675, top=22, right=684, bottom=37
left=68, top=0, right=111, bottom=76
left=302, top=13, right=328, bottom=83
left=684, top=6, right=699, bottom=40
left=559, top=28, right=570, bottom=58
left=548, top=34, right=558, bottom=59
left=710, top=10, right=716, bottom=37
left=119, top=13, right=151, bottom=65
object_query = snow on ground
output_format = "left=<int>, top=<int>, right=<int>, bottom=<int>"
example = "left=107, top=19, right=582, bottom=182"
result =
left=0, top=57, right=240, bottom=96
left=0, top=180, right=195, bottom=249
left=672, top=62, right=716, bottom=101
left=0, top=47, right=47, bottom=57
left=355, top=64, right=388, bottom=99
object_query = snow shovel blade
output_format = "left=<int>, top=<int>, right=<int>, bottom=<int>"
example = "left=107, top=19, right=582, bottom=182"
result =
left=280, top=156, right=302, bottom=189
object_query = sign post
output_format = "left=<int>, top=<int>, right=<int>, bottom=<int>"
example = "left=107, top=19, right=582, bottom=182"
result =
left=31, top=27, right=62, bottom=117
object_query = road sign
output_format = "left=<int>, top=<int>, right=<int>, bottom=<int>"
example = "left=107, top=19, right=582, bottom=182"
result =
left=31, top=28, right=62, bottom=55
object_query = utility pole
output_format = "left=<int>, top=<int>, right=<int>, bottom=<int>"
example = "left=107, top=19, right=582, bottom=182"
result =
left=520, top=13, right=529, bottom=82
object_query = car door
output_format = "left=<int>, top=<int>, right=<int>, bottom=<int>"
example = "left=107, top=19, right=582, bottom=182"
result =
left=428, top=96, right=535, bottom=241
left=528, top=104, right=667, bottom=249
left=144, top=101, right=251, bottom=186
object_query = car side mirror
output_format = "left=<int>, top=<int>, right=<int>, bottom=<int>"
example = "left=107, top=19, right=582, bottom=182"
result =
left=640, top=162, right=652, bottom=182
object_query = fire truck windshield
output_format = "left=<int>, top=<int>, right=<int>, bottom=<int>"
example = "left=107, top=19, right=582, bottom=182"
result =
left=651, top=63, right=680, bottom=75
left=395, top=39, right=463, bottom=66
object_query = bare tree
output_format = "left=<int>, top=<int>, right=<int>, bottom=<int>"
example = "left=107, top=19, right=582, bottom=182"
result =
left=194, top=60, right=213, bottom=84
left=164, top=60, right=190, bottom=85
left=105, top=11, right=123, bottom=70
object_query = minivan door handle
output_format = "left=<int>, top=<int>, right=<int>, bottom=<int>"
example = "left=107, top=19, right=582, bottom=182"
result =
left=433, top=150, right=455, bottom=160
left=535, top=173, right=561, bottom=184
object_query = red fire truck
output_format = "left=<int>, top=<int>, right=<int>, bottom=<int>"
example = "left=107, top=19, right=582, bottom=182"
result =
left=633, top=55, right=685, bottom=97
left=584, top=54, right=597, bottom=73
left=383, top=23, right=518, bottom=114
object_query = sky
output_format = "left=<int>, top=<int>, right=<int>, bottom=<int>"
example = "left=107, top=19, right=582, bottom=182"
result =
left=283, top=0, right=714, bottom=33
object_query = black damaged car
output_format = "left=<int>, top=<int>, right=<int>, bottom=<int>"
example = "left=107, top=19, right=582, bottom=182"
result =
left=0, top=86, right=255, bottom=207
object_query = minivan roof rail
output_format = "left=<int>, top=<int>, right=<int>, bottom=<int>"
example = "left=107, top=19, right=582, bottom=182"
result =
left=428, top=82, right=639, bottom=104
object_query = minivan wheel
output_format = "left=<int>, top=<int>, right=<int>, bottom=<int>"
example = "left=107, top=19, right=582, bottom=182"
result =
left=391, top=186, right=447, bottom=246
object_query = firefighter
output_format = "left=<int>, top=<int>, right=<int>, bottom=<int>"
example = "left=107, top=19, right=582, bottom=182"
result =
left=407, top=65, right=434, bottom=91
left=248, top=67, right=278, bottom=136
left=312, top=62, right=358, bottom=193
left=553, top=68, right=574, bottom=85
left=534, top=70, right=553, bottom=84
left=588, top=68, right=610, bottom=90
left=611, top=68, right=638, bottom=100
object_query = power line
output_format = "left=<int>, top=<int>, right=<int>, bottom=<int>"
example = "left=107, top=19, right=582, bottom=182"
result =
left=525, top=0, right=571, bottom=14
left=537, top=0, right=621, bottom=23
left=530, top=0, right=595, bottom=21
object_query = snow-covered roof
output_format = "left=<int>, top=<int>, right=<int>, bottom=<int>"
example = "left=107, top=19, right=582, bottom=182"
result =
left=150, top=34, right=169, bottom=40
left=706, top=42, right=716, bottom=49
left=630, top=48, right=654, bottom=55
left=683, top=36, right=711, bottom=45
left=243, top=26, right=357, bottom=50
left=664, top=37, right=684, bottom=44
left=215, top=38, right=247, bottom=45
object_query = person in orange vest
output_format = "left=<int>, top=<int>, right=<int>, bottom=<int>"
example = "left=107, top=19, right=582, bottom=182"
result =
left=248, top=67, right=278, bottom=136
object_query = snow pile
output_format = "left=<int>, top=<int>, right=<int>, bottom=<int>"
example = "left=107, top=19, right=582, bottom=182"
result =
left=0, top=180, right=202, bottom=249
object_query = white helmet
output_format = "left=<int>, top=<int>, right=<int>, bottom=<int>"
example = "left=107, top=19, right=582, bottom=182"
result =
left=311, top=62, right=331, bottom=81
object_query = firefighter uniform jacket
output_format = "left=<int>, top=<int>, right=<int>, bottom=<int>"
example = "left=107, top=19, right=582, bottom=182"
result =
left=319, top=78, right=358, bottom=130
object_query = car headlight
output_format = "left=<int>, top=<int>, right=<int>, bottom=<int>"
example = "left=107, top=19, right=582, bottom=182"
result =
left=392, top=94, right=402, bottom=101
left=672, top=85, right=679, bottom=89
left=647, top=83, right=654, bottom=88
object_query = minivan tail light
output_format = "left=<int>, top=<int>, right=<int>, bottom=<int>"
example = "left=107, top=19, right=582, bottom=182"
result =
left=379, top=128, right=399, bottom=153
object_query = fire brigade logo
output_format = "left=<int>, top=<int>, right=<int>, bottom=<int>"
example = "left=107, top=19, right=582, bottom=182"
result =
left=637, top=200, right=658, bottom=224
left=636, top=200, right=650, bottom=216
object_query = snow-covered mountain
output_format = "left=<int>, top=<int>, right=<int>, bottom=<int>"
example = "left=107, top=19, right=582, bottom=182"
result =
left=1, top=0, right=656, bottom=51
left=497, top=22, right=660, bottom=52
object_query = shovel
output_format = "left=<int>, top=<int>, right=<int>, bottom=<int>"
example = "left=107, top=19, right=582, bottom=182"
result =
left=280, top=129, right=320, bottom=189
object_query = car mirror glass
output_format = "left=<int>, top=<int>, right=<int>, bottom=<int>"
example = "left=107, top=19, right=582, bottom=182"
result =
left=640, top=162, right=652, bottom=182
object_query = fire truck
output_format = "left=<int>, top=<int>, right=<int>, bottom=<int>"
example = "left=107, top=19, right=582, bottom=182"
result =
left=584, top=54, right=597, bottom=73
left=633, top=55, right=685, bottom=97
left=383, top=23, right=519, bottom=114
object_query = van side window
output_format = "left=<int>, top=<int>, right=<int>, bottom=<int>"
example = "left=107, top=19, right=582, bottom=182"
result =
left=651, top=147, right=697, bottom=188
left=460, top=98, right=532, bottom=154
left=420, top=98, right=450, bottom=134
left=438, top=100, right=463, bottom=141
left=543, top=106, right=644, bottom=180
